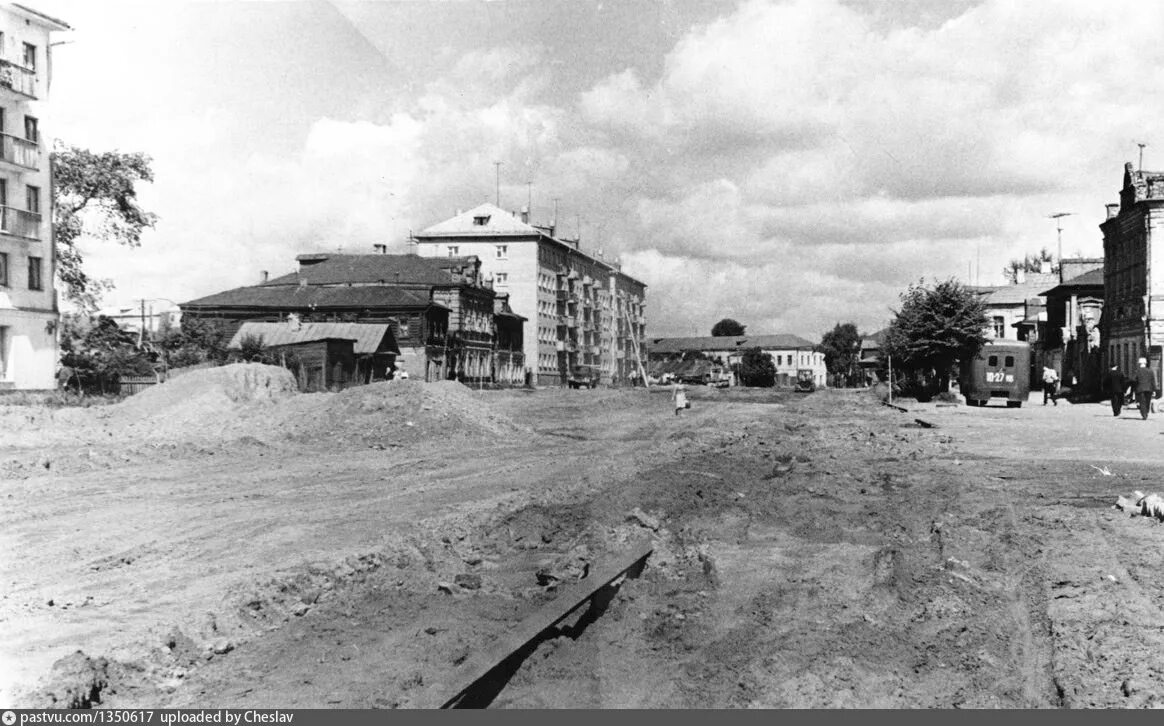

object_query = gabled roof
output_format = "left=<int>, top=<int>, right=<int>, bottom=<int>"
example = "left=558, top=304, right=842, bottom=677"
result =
left=416, top=203, right=543, bottom=238
left=648, top=334, right=817, bottom=354
left=1040, top=267, right=1105, bottom=296
left=228, top=322, right=399, bottom=355
left=181, top=284, right=442, bottom=311
left=978, top=273, right=1060, bottom=305
left=264, top=253, right=478, bottom=287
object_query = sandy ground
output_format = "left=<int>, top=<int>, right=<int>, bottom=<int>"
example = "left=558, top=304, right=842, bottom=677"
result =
left=5, top=369, right=1164, bottom=708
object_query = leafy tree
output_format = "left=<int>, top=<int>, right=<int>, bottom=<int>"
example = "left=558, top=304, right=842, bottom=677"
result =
left=711, top=318, right=746, bottom=337
left=234, top=333, right=271, bottom=363
left=882, top=279, right=988, bottom=396
left=156, top=317, right=231, bottom=368
left=58, top=315, right=154, bottom=394
left=1003, top=247, right=1057, bottom=282
left=53, top=144, right=159, bottom=311
left=819, top=322, right=861, bottom=385
left=738, top=347, right=775, bottom=387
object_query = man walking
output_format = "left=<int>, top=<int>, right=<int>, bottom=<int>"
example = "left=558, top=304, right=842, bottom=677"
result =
left=1042, top=366, right=1060, bottom=406
left=1134, top=357, right=1158, bottom=420
left=1104, top=363, right=1129, bottom=417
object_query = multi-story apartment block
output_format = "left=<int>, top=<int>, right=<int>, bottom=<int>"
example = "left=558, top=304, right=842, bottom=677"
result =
left=1101, top=162, right=1164, bottom=378
left=414, top=203, right=648, bottom=386
left=0, top=4, right=68, bottom=390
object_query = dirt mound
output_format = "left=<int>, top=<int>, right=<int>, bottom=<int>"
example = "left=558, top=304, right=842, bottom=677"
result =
left=265, top=379, right=525, bottom=444
left=117, top=364, right=297, bottom=419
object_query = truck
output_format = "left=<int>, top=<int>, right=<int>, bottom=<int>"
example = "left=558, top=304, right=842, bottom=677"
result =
left=568, top=364, right=601, bottom=389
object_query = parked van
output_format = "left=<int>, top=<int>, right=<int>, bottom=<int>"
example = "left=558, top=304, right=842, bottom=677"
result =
left=959, top=340, right=1031, bottom=408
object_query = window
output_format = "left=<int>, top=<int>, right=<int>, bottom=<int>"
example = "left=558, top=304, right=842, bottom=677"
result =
left=398, top=319, right=410, bottom=338
left=1004, top=355, right=1015, bottom=368
left=25, top=185, right=38, bottom=214
left=991, top=316, right=1005, bottom=338
left=23, top=116, right=36, bottom=143
left=22, top=43, right=35, bottom=71
left=0, top=326, right=6, bottom=379
left=496, top=244, right=508, bottom=258
left=447, top=245, right=459, bottom=257
left=473, top=215, right=490, bottom=226
left=988, top=355, right=998, bottom=367
left=0, top=252, right=7, bottom=286
left=27, top=255, right=41, bottom=290
left=0, top=178, right=8, bottom=206
left=495, top=273, right=508, bottom=285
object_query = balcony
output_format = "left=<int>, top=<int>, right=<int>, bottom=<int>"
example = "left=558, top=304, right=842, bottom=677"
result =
left=0, top=60, right=37, bottom=99
left=556, top=290, right=569, bottom=301
left=0, top=133, right=37, bottom=170
left=0, top=206, right=40, bottom=239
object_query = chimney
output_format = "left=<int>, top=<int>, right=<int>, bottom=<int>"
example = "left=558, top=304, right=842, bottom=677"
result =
left=521, top=206, right=529, bottom=223
left=260, top=270, right=268, bottom=283
left=1015, top=268, right=1026, bottom=285
left=373, top=243, right=387, bottom=254
left=298, top=277, right=308, bottom=288
left=1106, top=203, right=1120, bottom=220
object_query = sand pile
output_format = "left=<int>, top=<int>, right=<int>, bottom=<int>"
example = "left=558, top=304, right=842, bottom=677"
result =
left=109, top=364, right=297, bottom=436
left=267, top=379, right=525, bottom=444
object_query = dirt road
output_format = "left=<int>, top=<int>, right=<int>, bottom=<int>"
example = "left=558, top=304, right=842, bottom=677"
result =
left=5, top=375, right=1164, bottom=708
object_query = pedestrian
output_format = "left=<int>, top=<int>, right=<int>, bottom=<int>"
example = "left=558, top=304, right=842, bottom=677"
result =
left=671, top=381, right=688, bottom=416
left=1041, top=366, right=1060, bottom=406
left=1103, top=363, right=1129, bottom=417
left=1133, top=357, right=1158, bottom=420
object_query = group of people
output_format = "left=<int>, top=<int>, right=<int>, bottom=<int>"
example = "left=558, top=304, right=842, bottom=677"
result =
left=1104, top=358, right=1160, bottom=420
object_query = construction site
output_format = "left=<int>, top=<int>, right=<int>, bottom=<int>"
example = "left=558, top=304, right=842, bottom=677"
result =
left=4, top=364, right=1164, bottom=709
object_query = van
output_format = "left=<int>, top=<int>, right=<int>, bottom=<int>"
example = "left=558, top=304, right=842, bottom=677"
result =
left=959, top=340, right=1031, bottom=408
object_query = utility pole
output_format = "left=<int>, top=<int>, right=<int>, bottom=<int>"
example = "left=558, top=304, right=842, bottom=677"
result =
left=526, top=180, right=532, bottom=216
left=494, top=161, right=503, bottom=207
left=1048, top=212, right=1074, bottom=270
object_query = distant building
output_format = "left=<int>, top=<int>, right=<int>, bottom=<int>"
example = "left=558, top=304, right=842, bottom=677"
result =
left=646, top=334, right=826, bottom=387
left=0, top=4, right=69, bottom=390
left=181, top=252, right=526, bottom=385
left=413, top=203, right=648, bottom=387
left=1040, top=268, right=1104, bottom=391
left=95, top=303, right=182, bottom=340
left=857, top=328, right=888, bottom=383
left=1101, top=162, right=1164, bottom=378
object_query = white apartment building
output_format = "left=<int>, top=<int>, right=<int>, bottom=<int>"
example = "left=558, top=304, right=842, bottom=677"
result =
left=414, top=203, right=648, bottom=386
left=0, top=3, right=68, bottom=390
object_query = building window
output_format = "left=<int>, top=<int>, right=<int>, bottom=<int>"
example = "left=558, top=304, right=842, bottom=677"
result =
left=991, top=316, right=1005, bottom=338
left=495, top=273, right=508, bottom=285
left=473, top=215, right=490, bottom=226
left=22, top=43, right=35, bottom=71
left=447, top=245, right=459, bottom=257
left=0, top=252, right=7, bottom=286
left=26, top=185, right=38, bottom=214
left=496, top=244, right=507, bottom=258
left=27, top=255, right=41, bottom=290
left=23, top=116, right=36, bottom=143
left=0, top=326, right=6, bottom=379
left=398, top=320, right=409, bottom=338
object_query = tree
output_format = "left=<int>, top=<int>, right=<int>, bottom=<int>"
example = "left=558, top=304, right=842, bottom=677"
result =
left=738, top=347, right=775, bottom=387
left=819, top=322, right=861, bottom=385
left=1002, top=247, right=1057, bottom=283
left=53, top=144, right=159, bottom=311
left=59, top=315, right=155, bottom=394
left=883, top=279, right=988, bottom=397
left=155, top=317, right=231, bottom=369
left=711, top=318, right=746, bottom=337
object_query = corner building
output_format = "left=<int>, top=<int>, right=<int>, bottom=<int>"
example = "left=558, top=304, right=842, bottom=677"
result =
left=414, top=203, right=647, bottom=386
left=0, top=3, right=68, bottom=390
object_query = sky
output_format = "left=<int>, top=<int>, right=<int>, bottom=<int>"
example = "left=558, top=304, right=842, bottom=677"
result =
left=28, top=0, right=1164, bottom=339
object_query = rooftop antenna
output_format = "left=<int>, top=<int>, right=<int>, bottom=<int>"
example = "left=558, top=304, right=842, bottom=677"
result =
left=493, top=161, right=503, bottom=207
left=1137, top=141, right=1148, bottom=171
left=1048, top=212, right=1074, bottom=268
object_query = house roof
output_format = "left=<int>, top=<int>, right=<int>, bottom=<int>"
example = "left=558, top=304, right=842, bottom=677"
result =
left=182, top=284, right=442, bottom=311
left=977, top=273, right=1060, bottom=305
left=12, top=3, right=71, bottom=30
left=228, top=322, right=400, bottom=355
left=416, top=202, right=544, bottom=238
left=648, top=334, right=817, bottom=354
left=1040, top=267, right=1105, bottom=296
left=264, top=253, right=478, bottom=287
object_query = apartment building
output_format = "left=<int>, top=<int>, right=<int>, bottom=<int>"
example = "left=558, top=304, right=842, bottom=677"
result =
left=413, top=203, right=648, bottom=386
left=0, top=3, right=68, bottom=389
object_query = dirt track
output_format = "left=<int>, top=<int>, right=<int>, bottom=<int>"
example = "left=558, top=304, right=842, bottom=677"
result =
left=5, top=372, right=1164, bottom=708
